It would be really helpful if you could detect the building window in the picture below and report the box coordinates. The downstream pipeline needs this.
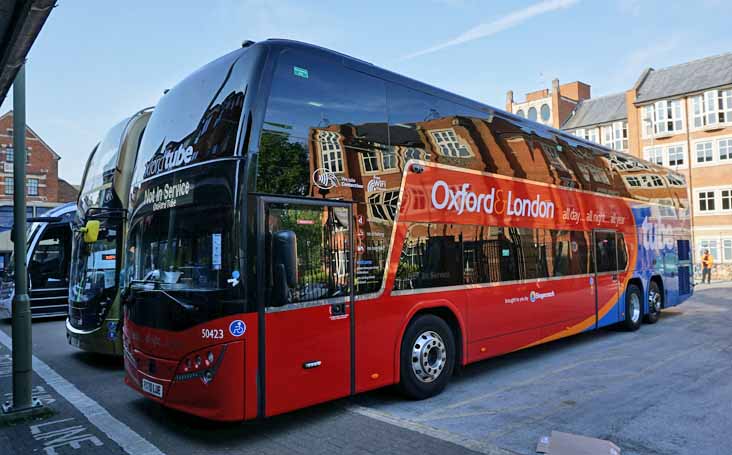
[667,145,684,167]
[430,129,471,158]
[4,177,12,195]
[516,109,525,118]
[645,147,664,165]
[719,139,732,161]
[528,107,537,122]
[698,191,716,212]
[724,239,732,262]
[540,104,550,122]
[722,189,732,211]
[695,141,714,163]
[381,148,397,170]
[692,89,732,128]
[368,190,399,222]
[361,150,379,173]
[699,239,719,262]
[625,176,641,187]
[600,122,628,151]
[5,147,12,162]
[613,121,628,150]
[27,178,38,196]
[643,100,683,136]
[318,131,343,173]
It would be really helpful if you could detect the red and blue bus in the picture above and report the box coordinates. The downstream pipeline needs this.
[122,39,693,421]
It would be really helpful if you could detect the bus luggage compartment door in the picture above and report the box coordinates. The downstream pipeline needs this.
[258,198,353,417]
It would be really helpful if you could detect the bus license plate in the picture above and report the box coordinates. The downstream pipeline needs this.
[142,378,163,398]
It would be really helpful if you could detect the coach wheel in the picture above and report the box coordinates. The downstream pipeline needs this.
[644,281,662,324]
[399,314,455,400]
[622,284,643,331]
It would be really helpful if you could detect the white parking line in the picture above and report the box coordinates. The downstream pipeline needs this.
[0,330,165,455]
[347,404,519,455]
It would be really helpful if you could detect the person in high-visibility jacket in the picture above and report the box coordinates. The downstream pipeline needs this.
[701,249,714,284]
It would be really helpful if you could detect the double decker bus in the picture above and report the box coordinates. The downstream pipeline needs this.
[0,203,76,319]
[66,109,151,355]
[123,40,693,421]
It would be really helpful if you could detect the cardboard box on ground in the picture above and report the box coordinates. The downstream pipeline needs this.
[536,431,620,455]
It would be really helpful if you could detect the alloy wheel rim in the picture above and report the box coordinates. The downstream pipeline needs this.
[630,293,641,323]
[649,290,661,314]
[411,330,447,383]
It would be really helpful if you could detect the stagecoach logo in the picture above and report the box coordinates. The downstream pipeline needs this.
[430,180,555,220]
[313,168,339,190]
[530,290,555,302]
[143,144,196,178]
[367,176,387,192]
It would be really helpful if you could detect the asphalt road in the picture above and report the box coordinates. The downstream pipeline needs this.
[2,284,731,455]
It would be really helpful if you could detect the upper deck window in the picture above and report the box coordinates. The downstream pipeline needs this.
[131,49,252,187]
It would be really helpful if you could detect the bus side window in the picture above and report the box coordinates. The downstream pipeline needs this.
[617,233,628,271]
[594,232,618,273]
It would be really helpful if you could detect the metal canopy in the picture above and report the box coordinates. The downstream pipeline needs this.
[0,0,54,104]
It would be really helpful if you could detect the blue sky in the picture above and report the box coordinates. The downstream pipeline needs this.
[2,0,730,183]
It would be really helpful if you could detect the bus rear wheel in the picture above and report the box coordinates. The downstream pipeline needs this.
[644,281,662,324]
[622,284,643,331]
[399,314,455,400]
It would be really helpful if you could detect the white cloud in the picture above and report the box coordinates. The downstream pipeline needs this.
[400,0,580,60]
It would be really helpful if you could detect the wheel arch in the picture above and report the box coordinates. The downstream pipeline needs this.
[393,300,467,383]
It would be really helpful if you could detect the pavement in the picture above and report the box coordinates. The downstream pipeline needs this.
[0,283,731,455]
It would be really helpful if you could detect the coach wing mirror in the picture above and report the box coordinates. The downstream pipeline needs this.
[80,220,100,243]
[271,230,298,306]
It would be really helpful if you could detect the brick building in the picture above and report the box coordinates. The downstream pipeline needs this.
[507,52,732,280]
[0,110,78,270]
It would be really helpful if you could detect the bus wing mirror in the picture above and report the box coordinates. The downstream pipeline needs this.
[271,230,298,307]
[81,220,100,243]
[273,230,298,287]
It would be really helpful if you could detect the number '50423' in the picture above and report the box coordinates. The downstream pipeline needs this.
[202,328,224,339]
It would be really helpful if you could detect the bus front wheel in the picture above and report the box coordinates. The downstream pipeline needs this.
[622,284,643,331]
[399,314,455,400]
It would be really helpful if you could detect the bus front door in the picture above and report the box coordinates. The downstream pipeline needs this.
[592,230,620,327]
[258,198,353,417]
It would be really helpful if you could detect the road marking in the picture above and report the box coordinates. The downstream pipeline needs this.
[0,330,165,455]
[347,404,519,455]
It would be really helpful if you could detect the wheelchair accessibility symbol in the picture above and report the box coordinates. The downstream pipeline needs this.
[229,320,246,337]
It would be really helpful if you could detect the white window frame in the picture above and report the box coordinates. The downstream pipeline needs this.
[667,145,685,168]
[695,141,714,165]
[430,129,473,158]
[690,88,732,130]
[721,189,732,212]
[4,177,12,195]
[641,99,685,138]
[691,134,732,167]
[644,147,664,166]
[697,190,716,213]
[693,186,732,215]
[719,138,732,161]
[27,178,38,196]
[698,239,720,262]
[318,130,344,173]
[724,239,732,263]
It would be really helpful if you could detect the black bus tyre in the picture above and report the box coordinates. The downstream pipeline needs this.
[644,281,662,324]
[622,284,643,331]
[399,314,455,400]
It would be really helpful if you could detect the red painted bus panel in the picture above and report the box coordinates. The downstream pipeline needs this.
[123,314,257,421]
[264,304,351,417]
